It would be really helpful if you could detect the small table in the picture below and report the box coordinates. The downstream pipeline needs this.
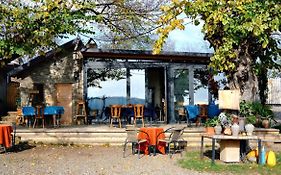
[138,127,165,155]
[200,134,262,164]
[0,125,13,149]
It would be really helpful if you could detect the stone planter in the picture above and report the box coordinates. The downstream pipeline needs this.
[214,125,222,135]
[262,119,270,128]
[231,123,240,136]
[245,123,255,136]
[239,117,245,132]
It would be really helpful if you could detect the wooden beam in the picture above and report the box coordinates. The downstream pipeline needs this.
[87,61,205,69]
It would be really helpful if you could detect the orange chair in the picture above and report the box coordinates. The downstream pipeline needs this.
[133,104,145,127]
[16,108,24,125]
[110,105,122,128]
[74,100,87,125]
[33,105,45,128]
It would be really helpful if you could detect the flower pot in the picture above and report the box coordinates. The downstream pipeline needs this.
[239,117,245,132]
[205,127,215,135]
[231,123,239,136]
[245,123,255,136]
[214,125,222,135]
[262,119,270,128]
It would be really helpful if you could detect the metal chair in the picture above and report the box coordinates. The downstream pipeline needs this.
[156,127,187,158]
[33,105,45,128]
[110,105,122,128]
[133,104,145,127]
[123,129,150,159]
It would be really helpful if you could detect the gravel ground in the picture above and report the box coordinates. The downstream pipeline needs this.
[0,144,213,175]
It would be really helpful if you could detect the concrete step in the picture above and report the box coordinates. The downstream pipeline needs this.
[15,126,281,148]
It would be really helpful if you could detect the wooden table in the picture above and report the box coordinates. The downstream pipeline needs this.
[0,124,13,149]
[200,134,262,164]
[138,127,165,155]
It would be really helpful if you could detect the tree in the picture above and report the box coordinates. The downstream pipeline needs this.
[0,0,167,67]
[154,0,281,102]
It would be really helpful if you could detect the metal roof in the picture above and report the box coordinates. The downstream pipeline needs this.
[81,48,212,64]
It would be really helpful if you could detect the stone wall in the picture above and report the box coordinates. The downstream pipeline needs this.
[18,51,84,125]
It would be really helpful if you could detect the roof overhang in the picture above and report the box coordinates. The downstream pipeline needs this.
[81,48,213,65]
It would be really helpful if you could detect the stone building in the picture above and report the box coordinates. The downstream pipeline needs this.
[8,38,85,125]
[7,38,213,125]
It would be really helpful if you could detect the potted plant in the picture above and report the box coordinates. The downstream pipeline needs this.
[244,115,256,135]
[204,117,221,135]
[251,102,274,128]
[240,101,256,135]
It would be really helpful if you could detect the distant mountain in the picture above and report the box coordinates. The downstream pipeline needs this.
[87,96,145,110]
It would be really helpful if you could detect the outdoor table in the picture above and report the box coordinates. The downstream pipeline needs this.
[0,124,13,149]
[22,106,64,127]
[44,106,64,127]
[200,134,262,164]
[138,127,165,155]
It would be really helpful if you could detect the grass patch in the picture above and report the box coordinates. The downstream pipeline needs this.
[179,151,281,175]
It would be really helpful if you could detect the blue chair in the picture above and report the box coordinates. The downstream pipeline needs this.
[185,105,199,126]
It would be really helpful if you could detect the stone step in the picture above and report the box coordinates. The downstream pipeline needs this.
[15,127,281,148]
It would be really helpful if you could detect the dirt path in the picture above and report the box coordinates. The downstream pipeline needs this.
[0,144,212,175]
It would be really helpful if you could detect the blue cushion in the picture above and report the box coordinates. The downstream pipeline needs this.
[207,104,220,118]
[185,105,199,119]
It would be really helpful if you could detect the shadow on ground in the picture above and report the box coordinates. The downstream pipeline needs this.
[0,141,36,154]
[203,149,220,160]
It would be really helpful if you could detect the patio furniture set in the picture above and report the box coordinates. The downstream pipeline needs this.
[21,105,64,128]
[123,126,187,159]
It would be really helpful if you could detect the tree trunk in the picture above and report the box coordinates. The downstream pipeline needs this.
[228,53,260,102]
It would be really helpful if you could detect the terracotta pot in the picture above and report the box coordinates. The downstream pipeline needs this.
[262,120,270,128]
[205,127,215,135]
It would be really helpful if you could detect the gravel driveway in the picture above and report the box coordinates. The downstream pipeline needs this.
[0,144,212,175]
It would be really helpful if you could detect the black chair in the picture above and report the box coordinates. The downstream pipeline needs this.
[156,127,187,158]
[123,129,150,159]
